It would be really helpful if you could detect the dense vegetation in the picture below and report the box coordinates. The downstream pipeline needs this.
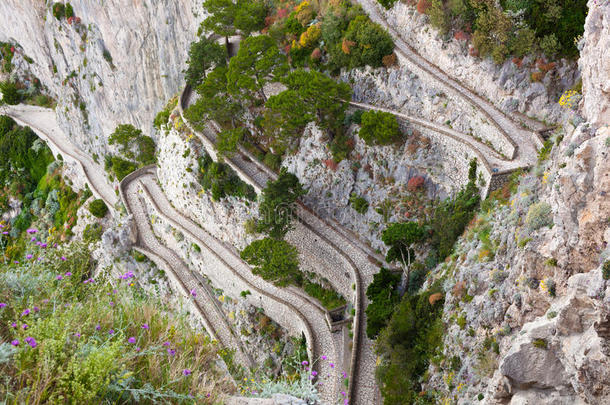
[358,110,402,146]
[197,153,256,201]
[408,0,587,61]
[185,0,394,168]
[241,170,345,310]
[0,242,233,403]
[105,124,156,181]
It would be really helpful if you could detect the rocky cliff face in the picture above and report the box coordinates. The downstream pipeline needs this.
[423,1,610,403]
[0,0,202,155]
[580,0,610,126]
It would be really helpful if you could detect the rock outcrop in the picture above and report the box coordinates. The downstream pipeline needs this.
[0,0,202,155]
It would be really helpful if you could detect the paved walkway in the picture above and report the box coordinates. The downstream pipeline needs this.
[0,105,119,209]
[354,0,543,169]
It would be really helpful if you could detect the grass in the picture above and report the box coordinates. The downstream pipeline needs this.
[0,242,234,403]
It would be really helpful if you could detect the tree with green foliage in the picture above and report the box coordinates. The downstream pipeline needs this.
[256,168,307,240]
[235,0,268,36]
[341,15,394,68]
[430,159,480,260]
[216,127,245,156]
[241,237,302,286]
[198,153,255,201]
[0,81,21,105]
[377,0,398,9]
[376,286,445,404]
[88,199,108,218]
[110,157,137,181]
[365,267,401,338]
[202,0,237,45]
[358,110,401,145]
[263,90,312,151]
[185,36,227,87]
[382,222,425,292]
[185,66,243,128]
[108,124,155,165]
[227,35,288,102]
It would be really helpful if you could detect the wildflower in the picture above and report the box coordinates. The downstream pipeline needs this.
[26,254,33,259]
[65,272,72,277]
[22,324,28,330]
[190,289,197,297]
[108,329,115,335]
[344,400,349,405]
[321,355,327,360]
[26,337,37,348]
[182,369,192,376]
[109,302,114,307]
[301,360,309,366]
[2,232,8,235]
[128,337,136,344]
[42,299,49,304]
[311,370,318,377]
[26,228,37,234]
[30,237,36,242]
[341,391,346,397]
[135,347,141,352]
[162,341,171,347]
[167,348,176,355]
[14,261,19,264]
[41,243,47,248]
[11,322,17,328]
[11,339,19,346]
[74,332,81,338]
[330,363,335,368]
[56,275,63,280]
[141,323,149,330]
[61,256,66,261]
[21,309,30,316]
[342,371,347,378]
[95,324,101,331]
[0,303,6,308]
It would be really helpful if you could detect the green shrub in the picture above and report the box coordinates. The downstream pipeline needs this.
[52,3,65,20]
[64,3,74,19]
[603,261,610,280]
[365,267,401,338]
[0,81,21,105]
[110,157,137,181]
[303,280,346,310]
[83,223,103,243]
[349,194,369,214]
[88,199,108,218]
[241,237,302,287]
[341,15,394,69]
[153,109,170,130]
[358,110,401,145]
[525,202,553,231]
[377,0,398,9]
[457,315,467,330]
[532,338,548,349]
[198,154,256,201]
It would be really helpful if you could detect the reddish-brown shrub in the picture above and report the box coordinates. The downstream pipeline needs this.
[531,71,545,82]
[429,292,443,305]
[311,48,322,60]
[417,0,431,13]
[512,57,523,68]
[468,46,479,57]
[342,39,356,55]
[539,62,556,72]
[407,176,425,192]
[323,159,338,171]
[452,281,466,298]
[382,53,397,67]
[454,30,470,41]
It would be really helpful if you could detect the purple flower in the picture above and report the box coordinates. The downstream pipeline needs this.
[11,339,19,346]
[2,231,9,235]
[21,309,30,317]
[344,400,349,405]
[41,243,47,248]
[109,302,114,307]
[42,299,49,304]
[301,360,309,366]
[14,261,19,264]
[25,337,37,348]
[341,391,346,397]
[10,322,17,328]
[61,256,66,261]
[56,275,63,280]
[74,332,81,338]
[162,341,171,347]
[95,324,101,331]
[141,323,149,330]
[342,371,347,379]
[128,337,136,344]
[30,237,36,242]
[65,272,72,277]
[182,369,192,376]
[135,347,141,352]
[330,363,335,368]
[22,324,28,330]
[26,254,33,259]
[190,289,197,297]
[0,303,6,308]
[26,228,37,234]
[108,329,115,335]
[167,348,176,356]
[311,370,318,377]
[321,355,327,360]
